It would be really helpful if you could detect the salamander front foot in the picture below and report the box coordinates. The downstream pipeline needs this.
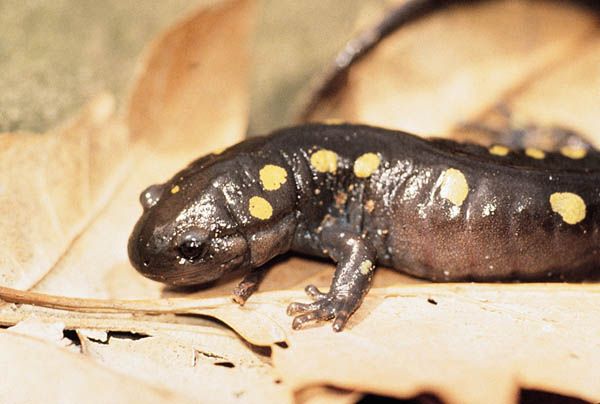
[287,284,359,332]
[232,269,265,305]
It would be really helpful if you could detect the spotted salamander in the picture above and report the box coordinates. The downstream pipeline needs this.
[129,0,600,331]
[129,123,600,331]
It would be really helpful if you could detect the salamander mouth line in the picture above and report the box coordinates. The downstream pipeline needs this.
[147,253,246,285]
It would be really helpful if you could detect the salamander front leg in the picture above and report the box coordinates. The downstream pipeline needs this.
[287,229,376,332]
[232,269,265,305]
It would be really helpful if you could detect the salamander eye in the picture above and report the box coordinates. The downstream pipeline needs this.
[178,233,208,261]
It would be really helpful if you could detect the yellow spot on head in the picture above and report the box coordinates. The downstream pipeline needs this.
[248,196,273,220]
[489,145,509,156]
[439,168,469,206]
[259,164,287,191]
[359,260,373,275]
[550,192,586,225]
[170,185,180,194]
[525,148,545,160]
[560,146,587,160]
[310,149,338,173]
[354,152,381,178]
[364,199,375,213]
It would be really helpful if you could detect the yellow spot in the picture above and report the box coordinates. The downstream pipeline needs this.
[353,152,381,178]
[212,147,225,155]
[439,168,469,206]
[324,118,344,125]
[365,199,375,213]
[170,185,180,194]
[248,196,273,220]
[489,145,509,156]
[525,148,545,160]
[550,192,586,225]
[259,164,287,191]
[310,149,338,173]
[359,260,373,275]
[560,146,587,160]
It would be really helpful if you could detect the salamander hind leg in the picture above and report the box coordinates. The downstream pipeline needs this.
[455,105,594,151]
[287,222,376,332]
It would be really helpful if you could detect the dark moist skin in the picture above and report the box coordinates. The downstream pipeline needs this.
[130,0,600,331]
[129,124,600,331]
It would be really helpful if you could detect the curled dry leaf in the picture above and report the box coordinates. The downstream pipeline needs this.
[128,0,253,155]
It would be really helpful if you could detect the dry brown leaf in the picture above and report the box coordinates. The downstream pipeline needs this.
[2,1,600,403]
[127,0,252,155]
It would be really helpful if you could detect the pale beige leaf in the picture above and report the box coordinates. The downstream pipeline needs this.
[295,386,363,404]
[265,285,600,404]
[7,316,71,348]
[0,94,128,290]
[2,282,599,403]
[0,330,192,404]
[79,334,293,403]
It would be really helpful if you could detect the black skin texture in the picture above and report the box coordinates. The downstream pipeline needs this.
[129,124,600,331]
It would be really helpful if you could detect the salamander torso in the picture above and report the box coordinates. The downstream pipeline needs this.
[129,124,600,331]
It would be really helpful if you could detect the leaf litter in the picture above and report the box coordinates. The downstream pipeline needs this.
[0,0,599,403]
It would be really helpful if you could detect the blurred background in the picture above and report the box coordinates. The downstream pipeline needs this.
[0,0,394,134]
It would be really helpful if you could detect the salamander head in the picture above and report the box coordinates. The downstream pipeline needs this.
[128,168,249,286]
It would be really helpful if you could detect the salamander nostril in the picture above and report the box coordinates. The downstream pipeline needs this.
[140,184,164,210]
